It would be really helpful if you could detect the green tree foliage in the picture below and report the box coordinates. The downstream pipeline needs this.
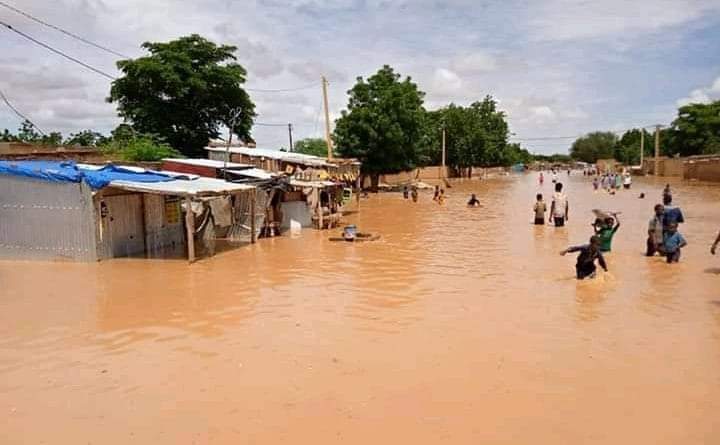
[17,119,41,142]
[419,96,514,172]
[108,34,256,157]
[532,153,572,164]
[0,129,16,142]
[294,137,330,157]
[666,101,720,156]
[614,128,652,165]
[65,130,105,146]
[570,132,618,163]
[333,65,425,188]
[100,134,181,162]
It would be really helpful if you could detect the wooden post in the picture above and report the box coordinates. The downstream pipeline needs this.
[322,76,333,160]
[185,196,195,263]
[317,187,323,230]
[654,125,661,176]
[250,191,256,244]
[441,126,446,180]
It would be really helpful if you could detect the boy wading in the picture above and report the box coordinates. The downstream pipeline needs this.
[550,182,569,227]
[561,236,608,280]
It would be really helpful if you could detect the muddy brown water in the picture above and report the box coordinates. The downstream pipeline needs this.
[1,173,719,444]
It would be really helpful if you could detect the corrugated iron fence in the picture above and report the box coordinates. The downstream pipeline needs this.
[0,176,97,261]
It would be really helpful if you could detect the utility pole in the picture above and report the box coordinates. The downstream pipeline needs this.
[654,125,661,176]
[287,123,293,152]
[441,126,446,180]
[639,129,644,169]
[322,75,333,160]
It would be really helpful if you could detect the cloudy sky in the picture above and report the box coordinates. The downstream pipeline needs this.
[1,0,719,154]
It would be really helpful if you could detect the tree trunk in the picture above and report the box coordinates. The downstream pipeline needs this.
[468,166,472,178]
[370,173,380,192]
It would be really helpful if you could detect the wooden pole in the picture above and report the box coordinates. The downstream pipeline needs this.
[287,123,293,152]
[654,125,661,176]
[322,76,333,160]
[185,197,195,263]
[250,191,256,244]
[640,129,644,169]
[317,188,323,230]
[441,126,446,180]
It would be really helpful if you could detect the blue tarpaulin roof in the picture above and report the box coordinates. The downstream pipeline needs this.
[0,161,173,190]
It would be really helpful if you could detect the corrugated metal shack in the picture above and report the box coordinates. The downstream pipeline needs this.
[204,145,361,181]
[162,158,347,234]
[0,161,255,263]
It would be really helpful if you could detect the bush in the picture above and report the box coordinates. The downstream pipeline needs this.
[101,135,182,161]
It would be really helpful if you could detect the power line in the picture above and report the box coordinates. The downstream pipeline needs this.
[0,1,130,59]
[0,88,45,135]
[0,20,117,80]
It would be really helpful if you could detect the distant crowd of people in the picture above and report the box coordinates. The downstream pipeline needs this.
[398,168,718,281]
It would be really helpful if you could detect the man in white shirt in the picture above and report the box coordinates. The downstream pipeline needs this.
[549,182,569,227]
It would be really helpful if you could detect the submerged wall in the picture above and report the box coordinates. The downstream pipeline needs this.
[684,157,720,182]
[0,176,97,261]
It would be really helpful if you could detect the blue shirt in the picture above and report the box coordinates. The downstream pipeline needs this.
[663,232,686,253]
[663,206,685,229]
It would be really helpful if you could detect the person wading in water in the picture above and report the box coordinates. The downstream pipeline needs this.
[549,182,569,227]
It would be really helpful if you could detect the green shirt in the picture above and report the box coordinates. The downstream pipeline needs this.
[598,227,617,252]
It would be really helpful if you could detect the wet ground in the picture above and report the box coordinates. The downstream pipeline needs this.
[1,173,719,444]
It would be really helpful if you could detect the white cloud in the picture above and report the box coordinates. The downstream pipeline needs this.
[711,77,720,93]
[528,0,720,41]
[451,52,497,74]
[676,76,720,106]
[432,68,463,95]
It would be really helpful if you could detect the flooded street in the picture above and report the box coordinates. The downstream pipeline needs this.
[2,173,719,444]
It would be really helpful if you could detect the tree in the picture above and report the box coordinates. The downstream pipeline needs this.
[333,65,425,189]
[65,130,105,147]
[294,138,330,157]
[16,120,41,142]
[666,101,720,156]
[40,132,63,146]
[615,128,652,165]
[418,96,512,173]
[100,133,182,161]
[1,129,17,142]
[108,34,256,157]
[570,132,618,163]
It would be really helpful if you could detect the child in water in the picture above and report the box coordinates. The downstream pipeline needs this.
[411,186,418,202]
[594,213,620,252]
[533,193,546,225]
[561,235,608,280]
[467,193,480,207]
[437,189,445,205]
[663,222,687,263]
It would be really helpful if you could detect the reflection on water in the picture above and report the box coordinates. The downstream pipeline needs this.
[1,174,720,444]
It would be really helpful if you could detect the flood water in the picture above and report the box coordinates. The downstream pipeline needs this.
[2,173,720,444]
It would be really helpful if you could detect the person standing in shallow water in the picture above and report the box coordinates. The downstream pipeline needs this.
[467,193,480,207]
[561,235,608,279]
[663,222,687,263]
[433,185,440,201]
[647,204,665,256]
[411,186,418,203]
[594,214,620,252]
[533,193,547,225]
[549,182,569,227]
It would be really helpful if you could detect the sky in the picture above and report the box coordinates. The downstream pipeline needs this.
[1,0,719,154]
